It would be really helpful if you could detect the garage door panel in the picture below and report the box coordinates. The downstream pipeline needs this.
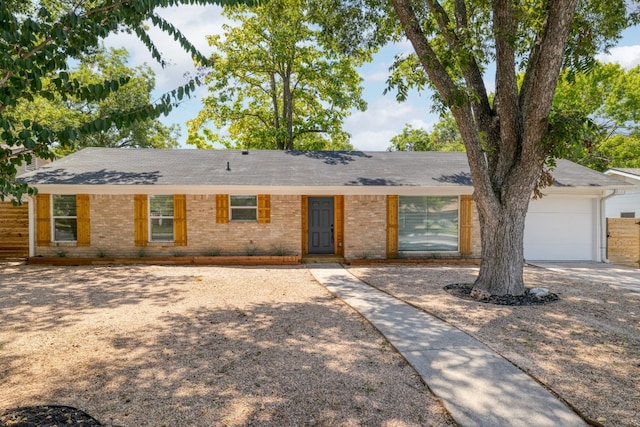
[524,198,595,261]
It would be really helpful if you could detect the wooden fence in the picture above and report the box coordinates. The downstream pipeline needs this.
[607,218,640,268]
[0,201,29,258]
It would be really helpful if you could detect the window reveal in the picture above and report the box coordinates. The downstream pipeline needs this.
[398,196,459,252]
[149,195,174,241]
[52,195,77,241]
[230,195,257,221]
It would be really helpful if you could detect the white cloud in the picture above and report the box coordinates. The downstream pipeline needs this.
[345,96,437,151]
[104,5,229,91]
[597,45,640,69]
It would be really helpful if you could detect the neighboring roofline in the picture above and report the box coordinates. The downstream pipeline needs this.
[605,169,640,182]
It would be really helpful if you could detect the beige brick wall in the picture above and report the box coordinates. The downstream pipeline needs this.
[35,194,302,257]
[344,195,387,259]
[33,192,480,259]
[186,194,301,256]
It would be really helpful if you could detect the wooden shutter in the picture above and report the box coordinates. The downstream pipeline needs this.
[174,194,187,246]
[36,193,51,246]
[216,194,229,223]
[76,194,91,246]
[334,195,344,257]
[257,194,270,223]
[134,194,148,246]
[301,196,308,256]
[386,195,398,258]
[460,195,473,256]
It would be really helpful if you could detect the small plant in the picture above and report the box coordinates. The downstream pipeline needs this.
[361,251,371,260]
[137,248,146,258]
[272,244,288,256]
[55,249,67,258]
[95,248,108,258]
[172,250,185,257]
[244,245,258,256]
[205,247,220,256]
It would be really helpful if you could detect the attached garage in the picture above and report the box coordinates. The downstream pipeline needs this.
[0,201,29,258]
[524,196,598,261]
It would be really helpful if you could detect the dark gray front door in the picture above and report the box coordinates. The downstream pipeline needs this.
[308,197,334,254]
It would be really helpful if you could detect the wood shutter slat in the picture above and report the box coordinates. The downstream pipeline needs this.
[301,196,308,256]
[174,194,187,246]
[386,195,398,258]
[134,194,148,246]
[334,195,344,257]
[216,194,229,223]
[460,195,473,256]
[36,193,51,246]
[76,194,91,246]
[257,194,270,223]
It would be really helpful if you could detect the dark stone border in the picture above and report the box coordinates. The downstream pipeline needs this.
[444,283,559,306]
[0,405,103,427]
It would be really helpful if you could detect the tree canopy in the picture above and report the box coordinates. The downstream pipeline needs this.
[388,117,464,152]
[5,47,179,158]
[322,0,637,296]
[187,0,367,150]
[400,61,640,172]
[551,61,640,170]
[1,0,242,201]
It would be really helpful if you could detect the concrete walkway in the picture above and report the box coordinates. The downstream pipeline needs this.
[308,264,587,427]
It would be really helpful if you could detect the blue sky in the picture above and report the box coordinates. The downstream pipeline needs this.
[105,4,640,152]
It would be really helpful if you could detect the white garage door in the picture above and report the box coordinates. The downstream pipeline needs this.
[524,197,596,261]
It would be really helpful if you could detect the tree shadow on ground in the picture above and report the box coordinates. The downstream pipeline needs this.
[347,264,640,427]
[0,265,455,426]
[0,265,191,334]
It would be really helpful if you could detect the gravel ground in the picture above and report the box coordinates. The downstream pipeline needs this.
[0,263,455,427]
[1,262,638,426]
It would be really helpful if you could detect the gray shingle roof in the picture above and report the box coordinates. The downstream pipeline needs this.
[18,147,625,189]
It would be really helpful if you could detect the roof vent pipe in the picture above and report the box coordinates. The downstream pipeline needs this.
[226,161,231,171]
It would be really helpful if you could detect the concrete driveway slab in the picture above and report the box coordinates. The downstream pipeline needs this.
[530,262,640,292]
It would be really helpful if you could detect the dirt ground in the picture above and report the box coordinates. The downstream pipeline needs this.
[0,263,454,427]
[1,262,639,426]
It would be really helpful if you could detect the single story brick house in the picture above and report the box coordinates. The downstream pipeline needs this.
[17,148,627,262]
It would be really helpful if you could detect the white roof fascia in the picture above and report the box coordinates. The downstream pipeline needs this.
[31,184,474,196]
[31,184,628,197]
[604,169,640,182]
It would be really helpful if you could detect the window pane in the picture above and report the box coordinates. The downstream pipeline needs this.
[53,195,76,216]
[151,218,174,241]
[54,218,77,241]
[230,195,257,207]
[399,196,458,251]
[231,208,257,221]
[150,195,174,216]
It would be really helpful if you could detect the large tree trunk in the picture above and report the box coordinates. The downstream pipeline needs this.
[391,0,579,296]
[472,192,529,297]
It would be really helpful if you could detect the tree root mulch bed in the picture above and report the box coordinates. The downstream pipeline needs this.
[0,405,104,427]
[444,283,559,305]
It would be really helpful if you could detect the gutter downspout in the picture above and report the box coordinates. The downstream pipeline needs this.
[600,189,621,263]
